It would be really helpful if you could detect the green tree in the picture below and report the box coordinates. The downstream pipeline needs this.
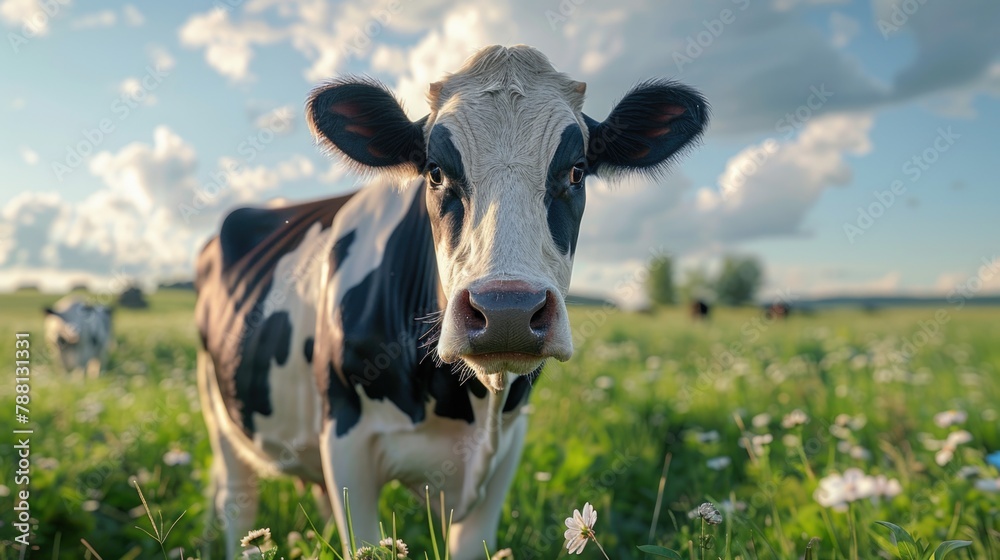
[646,254,676,306]
[715,255,763,306]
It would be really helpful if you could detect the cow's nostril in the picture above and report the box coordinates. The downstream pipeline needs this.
[461,289,488,331]
[529,291,552,332]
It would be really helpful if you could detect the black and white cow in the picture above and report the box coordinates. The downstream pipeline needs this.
[195,45,708,558]
[44,296,113,377]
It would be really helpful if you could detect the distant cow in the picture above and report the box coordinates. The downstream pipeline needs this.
[44,296,113,377]
[765,301,791,320]
[195,45,708,559]
[690,299,710,319]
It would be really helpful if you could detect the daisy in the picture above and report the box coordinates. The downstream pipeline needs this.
[706,456,731,470]
[564,503,597,554]
[781,409,808,429]
[934,409,968,428]
[694,502,723,525]
[240,527,271,548]
[379,537,409,558]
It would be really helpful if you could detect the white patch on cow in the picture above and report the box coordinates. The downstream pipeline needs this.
[248,220,333,481]
[322,177,423,300]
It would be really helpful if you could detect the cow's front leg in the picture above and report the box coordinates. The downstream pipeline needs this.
[320,421,383,556]
[448,415,527,560]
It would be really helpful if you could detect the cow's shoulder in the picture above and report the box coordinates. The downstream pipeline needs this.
[196,193,356,435]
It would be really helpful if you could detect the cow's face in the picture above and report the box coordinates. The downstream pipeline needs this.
[44,302,111,371]
[308,45,707,388]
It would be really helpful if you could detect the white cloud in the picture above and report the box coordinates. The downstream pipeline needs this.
[252,105,295,135]
[119,77,157,106]
[122,4,143,26]
[148,46,175,72]
[829,11,859,48]
[0,0,68,36]
[178,8,284,81]
[71,10,115,29]
[1,126,321,288]
[571,112,874,297]
[19,146,39,165]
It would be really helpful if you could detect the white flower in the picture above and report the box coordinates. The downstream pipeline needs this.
[706,456,731,470]
[693,502,723,525]
[975,478,1000,492]
[534,471,552,482]
[240,528,271,548]
[355,546,376,560]
[696,430,720,443]
[564,502,597,554]
[379,537,409,558]
[934,430,973,466]
[814,469,902,511]
[934,409,968,428]
[163,448,191,466]
[751,413,771,429]
[781,409,808,428]
[594,376,614,390]
[491,548,514,559]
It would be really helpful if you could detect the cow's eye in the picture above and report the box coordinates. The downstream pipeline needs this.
[428,164,444,187]
[569,164,585,186]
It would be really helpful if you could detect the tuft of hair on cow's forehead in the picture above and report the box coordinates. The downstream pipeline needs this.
[427,45,586,116]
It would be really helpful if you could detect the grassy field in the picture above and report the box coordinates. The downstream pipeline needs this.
[0,290,998,559]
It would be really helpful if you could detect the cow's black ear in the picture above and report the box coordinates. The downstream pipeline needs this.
[307,77,427,176]
[584,80,709,178]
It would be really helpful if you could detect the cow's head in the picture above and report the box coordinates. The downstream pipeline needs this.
[307,45,707,388]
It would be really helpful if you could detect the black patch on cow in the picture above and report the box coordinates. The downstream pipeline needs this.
[331,229,356,273]
[545,125,587,255]
[220,207,287,270]
[304,337,314,363]
[197,195,354,437]
[324,182,496,436]
[503,369,539,412]
[425,126,467,252]
[233,311,291,431]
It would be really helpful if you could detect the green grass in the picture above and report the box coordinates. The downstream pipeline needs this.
[0,291,997,559]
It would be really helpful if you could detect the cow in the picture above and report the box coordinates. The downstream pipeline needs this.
[690,299,711,320]
[195,45,708,558]
[44,296,113,377]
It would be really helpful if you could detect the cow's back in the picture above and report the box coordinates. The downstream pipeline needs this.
[195,194,353,474]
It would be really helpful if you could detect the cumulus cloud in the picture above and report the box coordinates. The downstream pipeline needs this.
[122,4,143,26]
[0,0,67,36]
[178,8,284,81]
[19,146,39,165]
[829,11,859,48]
[71,10,115,29]
[0,126,318,289]
[575,112,873,268]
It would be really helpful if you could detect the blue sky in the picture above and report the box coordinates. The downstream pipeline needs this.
[1,0,998,301]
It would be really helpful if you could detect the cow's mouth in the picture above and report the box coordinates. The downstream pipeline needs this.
[462,351,545,376]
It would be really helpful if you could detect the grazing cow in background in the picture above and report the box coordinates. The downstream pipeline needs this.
[195,45,708,559]
[765,301,791,320]
[44,296,113,377]
[690,299,711,320]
